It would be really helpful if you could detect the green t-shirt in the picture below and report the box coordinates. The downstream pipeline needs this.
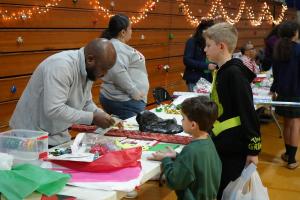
[162,137,222,200]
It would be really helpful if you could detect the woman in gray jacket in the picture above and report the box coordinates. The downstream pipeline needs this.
[100,14,149,119]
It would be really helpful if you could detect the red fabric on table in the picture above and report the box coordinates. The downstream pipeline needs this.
[50,147,142,172]
[70,124,97,132]
[105,129,192,145]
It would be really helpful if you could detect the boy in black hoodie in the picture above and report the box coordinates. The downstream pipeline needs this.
[203,22,261,199]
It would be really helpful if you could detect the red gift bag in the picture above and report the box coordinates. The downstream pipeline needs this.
[50,147,142,172]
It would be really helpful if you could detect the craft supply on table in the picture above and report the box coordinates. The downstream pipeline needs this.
[70,124,97,132]
[105,129,192,145]
[155,104,181,114]
[148,143,179,151]
[0,129,48,165]
[115,138,158,151]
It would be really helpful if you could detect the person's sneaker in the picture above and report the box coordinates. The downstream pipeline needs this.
[287,161,299,170]
[124,190,138,199]
[281,153,289,162]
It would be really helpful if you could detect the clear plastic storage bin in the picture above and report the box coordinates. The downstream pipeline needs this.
[0,129,48,164]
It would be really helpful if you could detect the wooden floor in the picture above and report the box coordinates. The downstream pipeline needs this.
[122,120,300,200]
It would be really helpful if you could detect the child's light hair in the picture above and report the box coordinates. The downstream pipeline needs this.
[203,22,238,53]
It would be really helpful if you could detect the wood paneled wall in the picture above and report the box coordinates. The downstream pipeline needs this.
[0,0,297,131]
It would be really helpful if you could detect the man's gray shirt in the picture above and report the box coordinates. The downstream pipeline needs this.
[10,48,102,146]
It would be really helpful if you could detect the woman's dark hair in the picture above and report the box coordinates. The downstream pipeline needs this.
[181,96,218,131]
[266,25,279,40]
[193,19,214,49]
[273,21,299,61]
[101,14,129,39]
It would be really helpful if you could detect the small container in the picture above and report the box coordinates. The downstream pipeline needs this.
[0,129,48,165]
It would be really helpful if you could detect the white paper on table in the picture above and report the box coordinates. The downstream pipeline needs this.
[47,153,96,162]
[71,133,86,154]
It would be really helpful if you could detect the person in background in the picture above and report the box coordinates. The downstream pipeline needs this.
[10,39,116,146]
[100,14,149,120]
[240,42,260,74]
[261,25,279,71]
[183,20,217,92]
[271,21,300,169]
[203,22,261,199]
[148,96,222,200]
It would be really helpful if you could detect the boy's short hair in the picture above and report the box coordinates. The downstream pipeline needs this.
[203,22,238,53]
[181,96,218,131]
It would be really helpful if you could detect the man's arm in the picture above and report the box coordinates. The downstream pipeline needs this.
[43,63,93,125]
[83,90,103,113]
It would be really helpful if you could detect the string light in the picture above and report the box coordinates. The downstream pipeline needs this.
[89,0,159,24]
[176,0,287,27]
[177,1,200,27]
[271,4,288,25]
[0,0,62,21]
[0,0,288,27]
[246,3,288,26]
[215,0,245,25]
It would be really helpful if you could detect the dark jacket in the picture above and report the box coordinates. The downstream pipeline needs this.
[212,58,261,156]
[183,37,211,83]
[271,42,300,97]
[262,35,279,71]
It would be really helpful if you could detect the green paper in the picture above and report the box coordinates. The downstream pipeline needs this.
[0,164,70,200]
[148,143,179,151]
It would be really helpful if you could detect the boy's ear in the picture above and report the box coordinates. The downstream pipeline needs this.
[219,42,226,50]
[191,121,198,130]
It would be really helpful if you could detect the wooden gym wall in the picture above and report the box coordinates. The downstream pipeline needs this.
[0,0,296,131]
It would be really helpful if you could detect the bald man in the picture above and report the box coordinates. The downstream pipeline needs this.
[10,38,117,146]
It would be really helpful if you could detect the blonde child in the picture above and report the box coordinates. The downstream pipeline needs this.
[203,22,261,199]
[148,96,222,200]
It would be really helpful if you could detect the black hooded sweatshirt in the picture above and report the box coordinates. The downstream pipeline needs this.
[211,58,261,156]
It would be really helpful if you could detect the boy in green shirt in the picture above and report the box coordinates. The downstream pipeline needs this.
[148,96,222,200]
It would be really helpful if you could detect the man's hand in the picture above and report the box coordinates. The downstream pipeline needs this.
[92,112,115,128]
[245,155,258,166]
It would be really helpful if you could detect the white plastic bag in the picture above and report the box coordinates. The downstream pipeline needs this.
[221,163,269,200]
[193,77,212,94]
